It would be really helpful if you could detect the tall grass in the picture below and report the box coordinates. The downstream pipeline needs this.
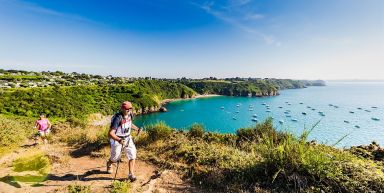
[67,184,91,193]
[145,121,174,141]
[139,120,384,192]
[188,123,205,138]
[0,114,36,155]
[110,181,131,193]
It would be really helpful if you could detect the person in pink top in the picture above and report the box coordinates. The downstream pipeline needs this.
[35,114,52,144]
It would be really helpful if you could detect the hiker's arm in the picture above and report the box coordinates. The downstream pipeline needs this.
[131,124,140,131]
[131,124,141,135]
[109,128,124,143]
[47,120,52,129]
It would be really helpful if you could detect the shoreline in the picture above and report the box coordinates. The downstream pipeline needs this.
[161,94,222,105]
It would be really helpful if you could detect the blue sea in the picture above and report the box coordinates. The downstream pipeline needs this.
[134,82,384,147]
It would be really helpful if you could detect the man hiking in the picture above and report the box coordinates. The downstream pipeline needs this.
[34,113,52,145]
[107,101,141,181]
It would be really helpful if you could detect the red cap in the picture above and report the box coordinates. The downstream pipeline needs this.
[121,101,133,110]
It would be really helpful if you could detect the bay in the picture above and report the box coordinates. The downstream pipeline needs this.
[134,82,384,147]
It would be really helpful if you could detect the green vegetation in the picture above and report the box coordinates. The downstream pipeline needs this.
[188,123,205,138]
[0,75,46,81]
[13,152,51,174]
[0,114,36,155]
[145,121,174,142]
[0,152,52,185]
[137,120,384,192]
[0,80,196,119]
[67,184,91,193]
[183,80,278,96]
[110,181,131,193]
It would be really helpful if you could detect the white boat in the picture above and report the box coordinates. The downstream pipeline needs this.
[252,118,258,122]
[235,111,240,113]
[349,111,354,114]
[220,106,225,109]
[266,110,271,112]
[372,117,380,121]
[279,120,284,124]
[344,120,349,123]
[252,114,258,117]
[291,119,298,122]
[354,125,360,128]
[278,106,283,108]
[302,112,307,115]
[232,117,237,120]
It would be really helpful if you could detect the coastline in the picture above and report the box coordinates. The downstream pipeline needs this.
[161,94,222,105]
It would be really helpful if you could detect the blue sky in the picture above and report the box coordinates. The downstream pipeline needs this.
[0,0,383,79]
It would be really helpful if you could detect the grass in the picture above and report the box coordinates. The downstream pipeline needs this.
[145,121,174,142]
[0,114,36,155]
[188,123,205,138]
[110,181,131,193]
[0,151,52,186]
[137,120,384,192]
[1,113,383,192]
[67,184,91,193]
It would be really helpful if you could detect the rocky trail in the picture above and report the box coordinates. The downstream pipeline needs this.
[0,140,200,193]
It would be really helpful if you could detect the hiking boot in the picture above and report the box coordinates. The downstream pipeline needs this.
[106,160,112,174]
[128,174,137,182]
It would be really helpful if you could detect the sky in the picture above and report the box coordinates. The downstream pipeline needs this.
[0,0,383,79]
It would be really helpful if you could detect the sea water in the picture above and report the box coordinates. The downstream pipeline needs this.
[134,82,384,147]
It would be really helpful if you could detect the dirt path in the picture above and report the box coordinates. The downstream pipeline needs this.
[0,141,200,193]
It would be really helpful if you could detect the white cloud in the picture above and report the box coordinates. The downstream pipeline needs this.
[244,13,265,20]
[193,1,281,46]
[9,0,100,25]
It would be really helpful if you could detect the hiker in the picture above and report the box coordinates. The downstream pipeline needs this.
[34,113,52,144]
[107,101,141,181]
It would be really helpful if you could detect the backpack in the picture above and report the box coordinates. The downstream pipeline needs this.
[111,111,134,134]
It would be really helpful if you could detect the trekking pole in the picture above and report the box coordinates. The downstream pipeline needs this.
[113,137,130,182]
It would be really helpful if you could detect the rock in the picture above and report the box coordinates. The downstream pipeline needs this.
[159,106,167,112]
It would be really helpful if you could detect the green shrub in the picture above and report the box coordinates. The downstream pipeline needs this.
[110,181,131,193]
[188,123,205,138]
[11,152,51,183]
[146,121,174,141]
[140,119,384,192]
[67,184,91,193]
[13,153,51,174]
[236,117,284,143]
[0,115,35,155]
